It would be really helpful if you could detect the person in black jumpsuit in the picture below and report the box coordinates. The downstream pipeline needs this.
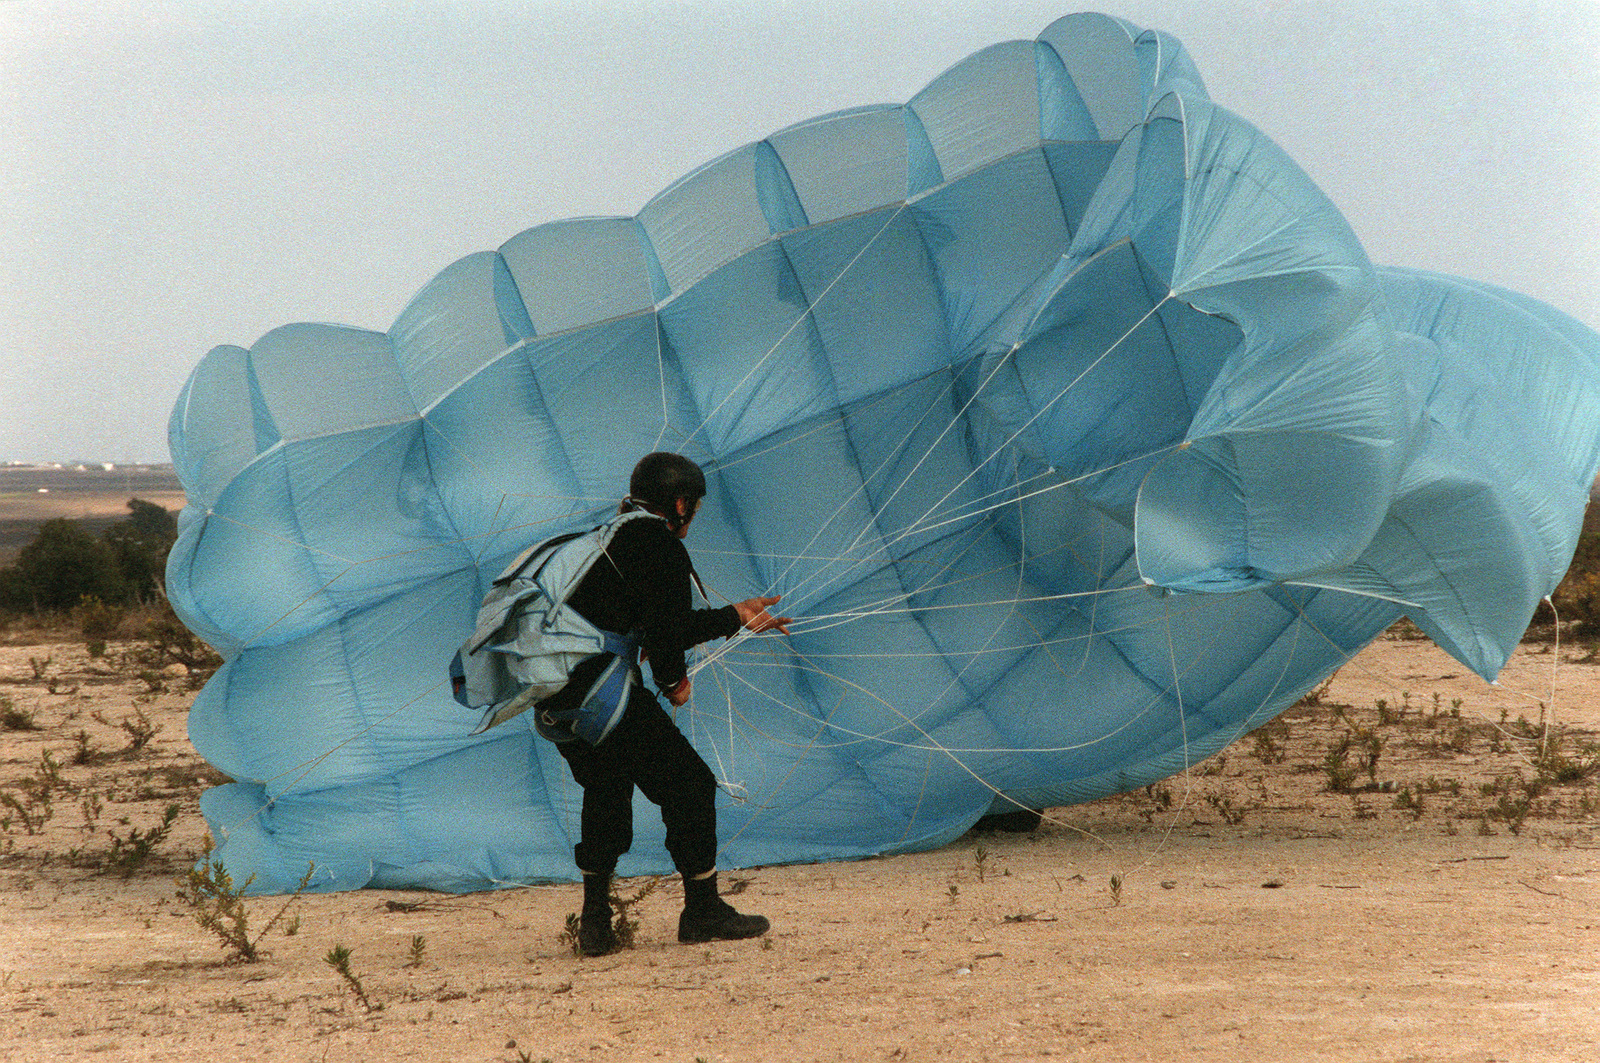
[546,452,789,957]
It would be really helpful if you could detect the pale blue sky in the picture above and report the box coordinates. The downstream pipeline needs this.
[4,0,1597,463]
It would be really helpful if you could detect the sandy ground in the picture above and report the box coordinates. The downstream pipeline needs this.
[0,630,1597,1063]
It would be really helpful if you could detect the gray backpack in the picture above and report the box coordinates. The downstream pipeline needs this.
[450,510,660,743]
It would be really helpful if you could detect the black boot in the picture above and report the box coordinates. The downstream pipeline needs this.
[678,871,770,944]
[578,871,617,957]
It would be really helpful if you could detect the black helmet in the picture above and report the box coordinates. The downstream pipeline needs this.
[627,452,706,527]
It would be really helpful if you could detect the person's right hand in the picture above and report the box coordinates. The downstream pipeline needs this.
[665,676,691,706]
[734,595,792,635]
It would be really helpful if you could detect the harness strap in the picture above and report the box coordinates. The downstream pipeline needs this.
[536,628,640,745]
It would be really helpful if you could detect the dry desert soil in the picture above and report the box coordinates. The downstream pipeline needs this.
[1,630,1597,1063]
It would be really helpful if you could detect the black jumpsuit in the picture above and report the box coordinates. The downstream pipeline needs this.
[543,513,739,878]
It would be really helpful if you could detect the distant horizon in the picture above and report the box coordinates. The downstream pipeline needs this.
[1,460,1594,504]
[2,459,175,470]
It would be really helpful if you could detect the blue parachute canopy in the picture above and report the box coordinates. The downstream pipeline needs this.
[168,12,1600,894]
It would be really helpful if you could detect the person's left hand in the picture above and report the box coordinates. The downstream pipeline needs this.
[734,595,791,635]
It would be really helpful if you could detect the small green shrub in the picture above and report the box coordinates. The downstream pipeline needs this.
[105,803,179,877]
[0,750,67,839]
[1323,738,1358,793]
[129,598,221,685]
[0,696,39,731]
[175,837,314,962]
[92,707,161,754]
[324,944,380,1012]
[77,596,123,658]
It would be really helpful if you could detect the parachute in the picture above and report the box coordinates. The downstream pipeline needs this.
[167,12,1600,894]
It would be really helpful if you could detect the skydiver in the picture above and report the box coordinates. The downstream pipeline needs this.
[543,451,790,957]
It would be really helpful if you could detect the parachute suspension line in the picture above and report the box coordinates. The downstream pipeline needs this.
[770,459,1043,620]
[690,655,900,751]
[681,202,912,452]
[756,389,964,608]
[680,659,746,801]
[703,601,1221,756]
[713,654,744,797]
[711,365,952,475]
[833,346,1021,563]
[768,435,1158,624]
[688,474,999,671]
[777,514,1008,640]
[1130,593,1319,880]
[1281,579,1421,611]
[1542,594,1560,757]
[869,439,1185,566]
[770,506,1149,644]
[718,601,1195,672]
[741,283,1185,639]
[1010,516,1117,687]
[695,504,1100,620]
[836,236,1141,562]
[749,488,1041,837]
[729,275,1190,813]
[1077,521,1114,678]
[692,621,1108,852]
[882,292,1177,567]
[770,297,1174,626]
[723,600,1179,660]
[896,743,939,847]
[650,309,674,453]
[755,350,991,612]
[694,207,1108,647]
[779,584,1147,637]
[717,241,1159,626]
[786,454,1070,616]
[784,531,1090,626]
[1288,592,1564,772]
[735,640,1109,849]
[689,612,1216,857]
[771,505,998,634]
[762,647,1174,752]
[476,494,514,568]
[1120,591,1200,881]
[779,504,1129,634]
[713,691,855,858]
[874,466,1034,777]
[671,206,978,634]
[771,435,1181,629]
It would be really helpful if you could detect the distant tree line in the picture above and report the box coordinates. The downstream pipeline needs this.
[0,498,178,613]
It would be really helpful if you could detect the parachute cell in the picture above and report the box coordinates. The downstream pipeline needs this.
[168,12,1600,893]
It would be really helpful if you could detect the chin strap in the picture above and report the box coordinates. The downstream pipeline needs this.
[620,495,692,534]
